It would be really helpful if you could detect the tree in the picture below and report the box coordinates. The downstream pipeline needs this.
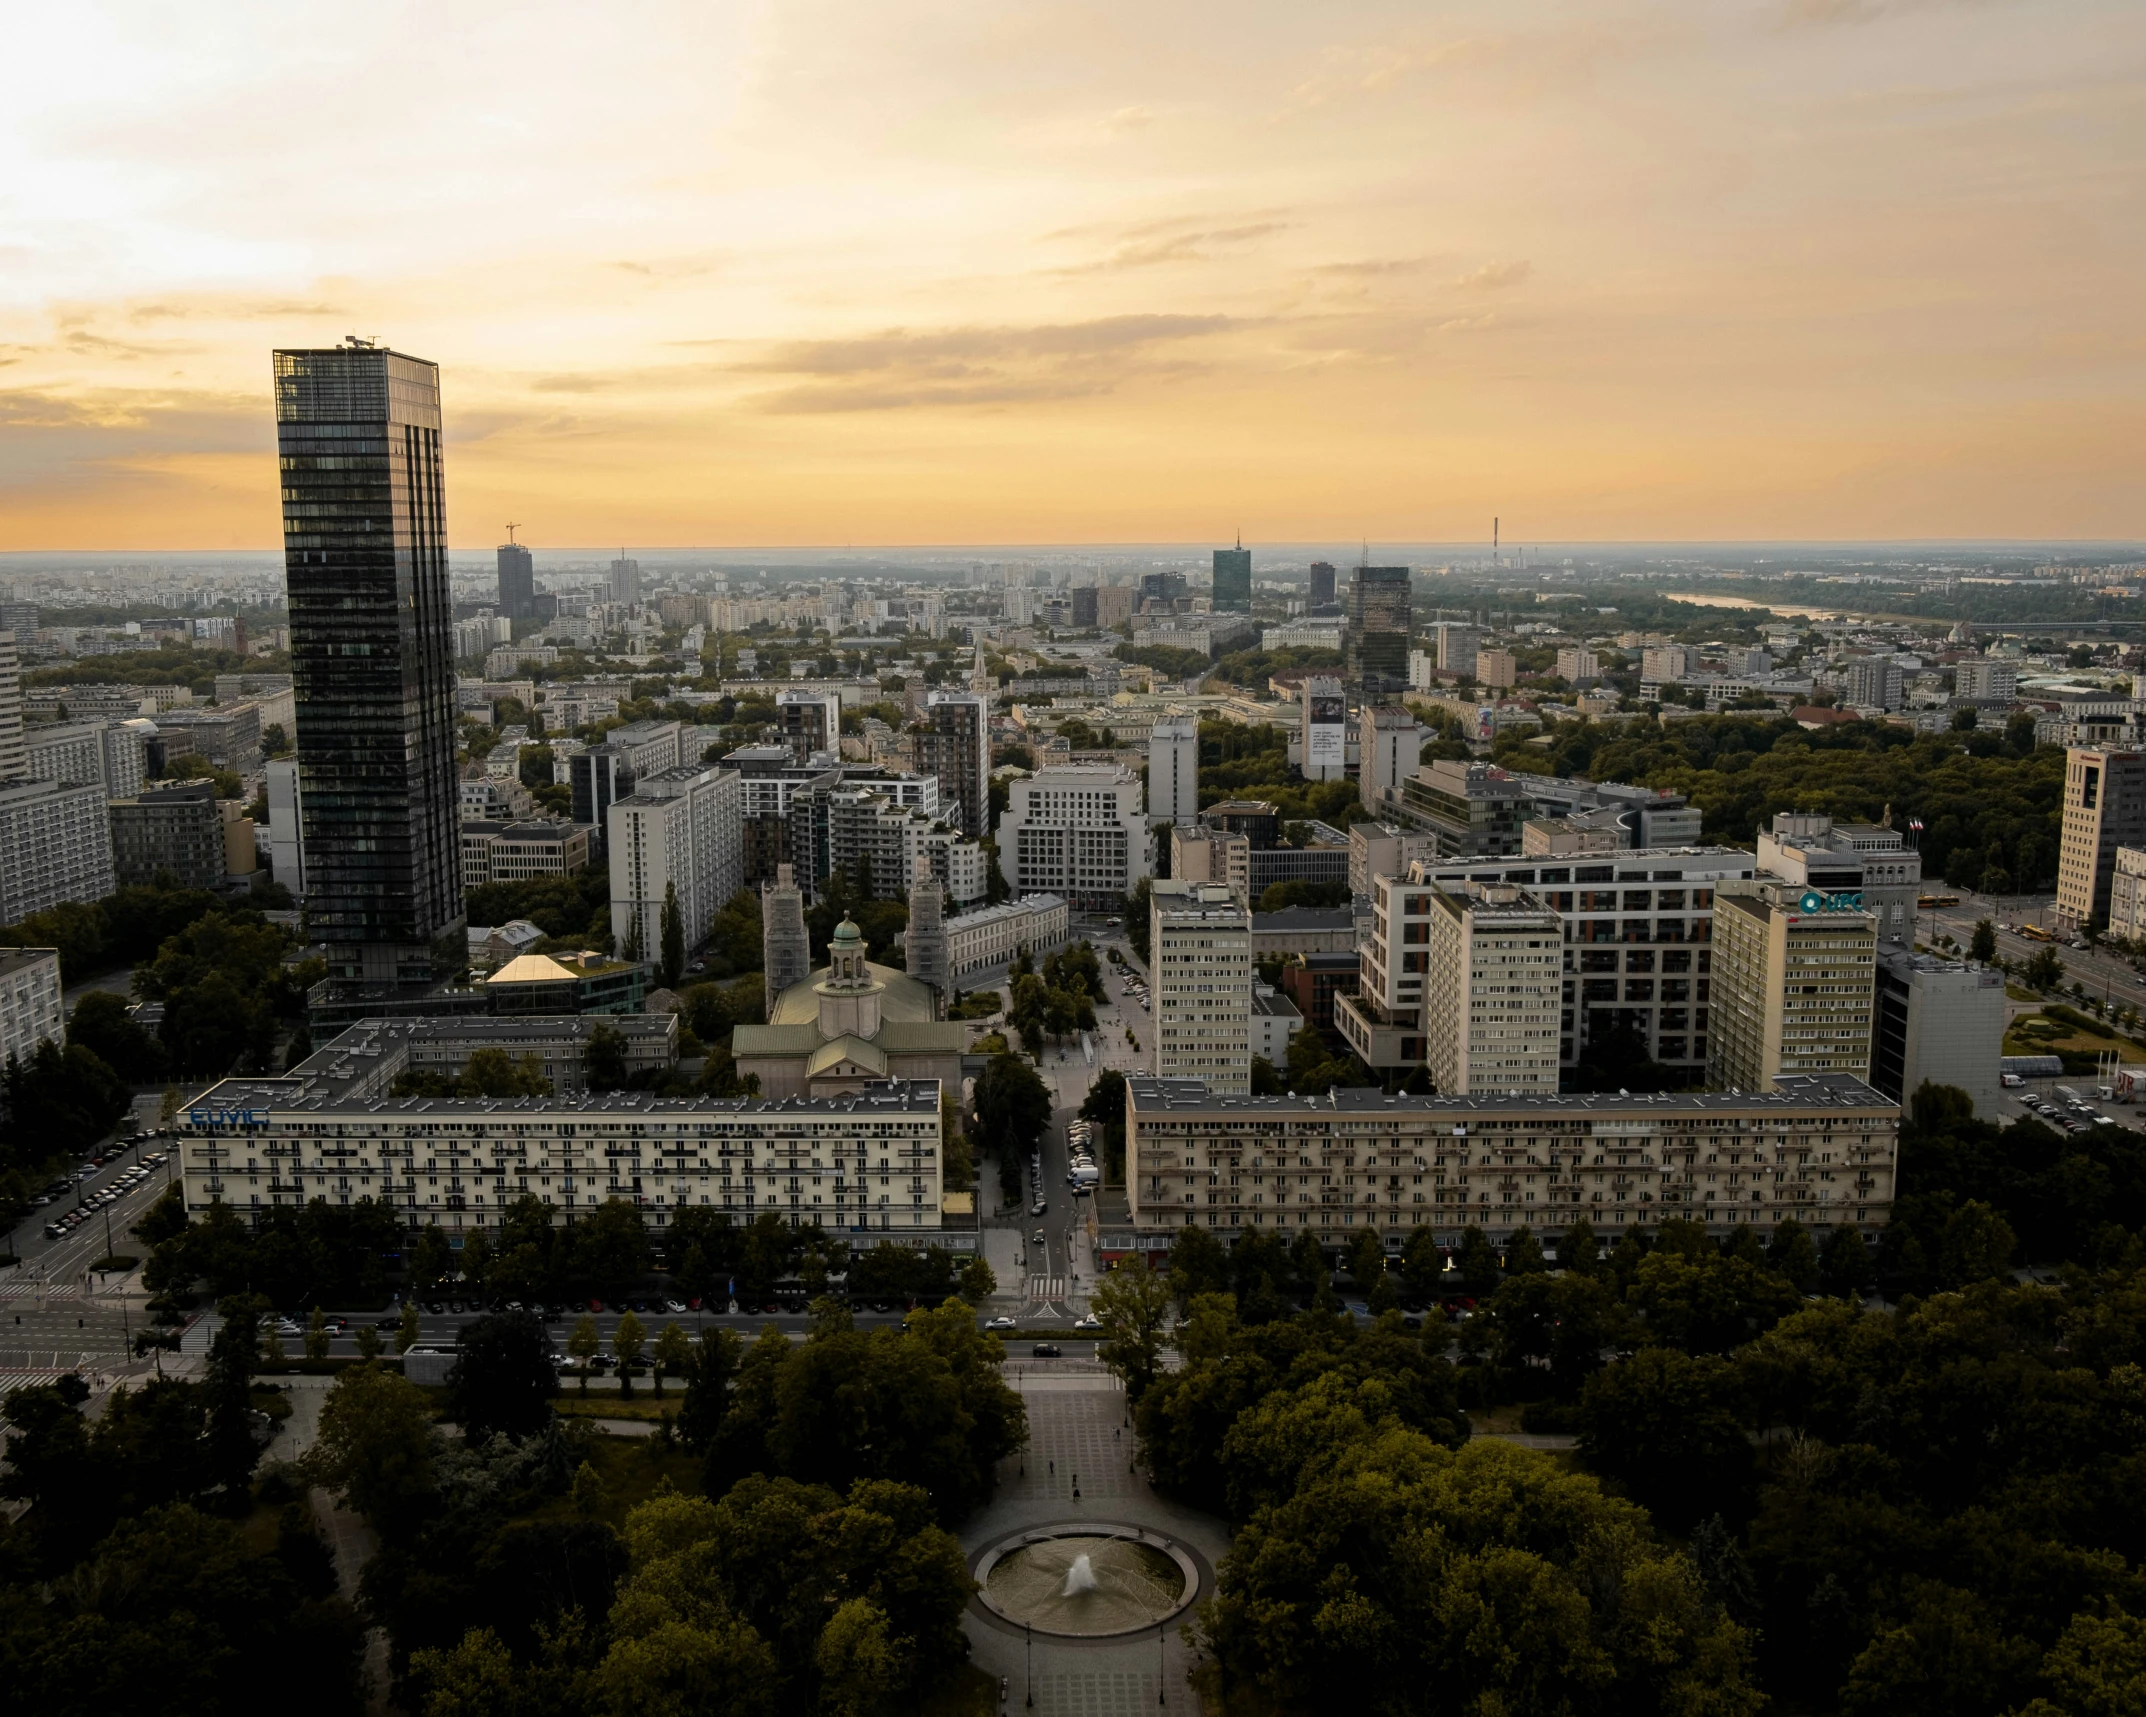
[397,1300,420,1353]
[1819,1225,1877,1299]
[445,1309,557,1440]
[1970,919,1998,962]
[614,1308,646,1396]
[1454,1225,1501,1298]
[305,1358,438,1540]
[958,1256,997,1303]
[305,1305,330,1360]
[204,1294,266,1495]
[586,1022,630,1091]
[659,880,685,991]
[567,1312,601,1392]
[1092,1259,1174,1399]
[2024,945,2065,990]
[1169,1223,1231,1309]
[651,1320,692,1397]
[1767,1218,1821,1293]
[1579,1346,1753,1529]
[1939,1199,2016,1285]
[1505,1225,1548,1276]
[817,1597,899,1717]
[410,1225,453,1294]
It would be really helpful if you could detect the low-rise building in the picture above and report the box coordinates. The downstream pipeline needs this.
[109,781,225,889]
[1250,982,1302,1067]
[1280,950,1359,1034]
[462,819,591,888]
[466,919,547,974]
[178,1069,952,1239]
[1124,1074,1898,1244]
[944,895,1071,979]
[1250,906,1358,960]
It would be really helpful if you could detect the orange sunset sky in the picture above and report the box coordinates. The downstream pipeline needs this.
[3,0,2142,550]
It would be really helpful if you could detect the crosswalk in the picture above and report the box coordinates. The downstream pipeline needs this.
[1027,1275,1068,1302]
[0,1369,68,1395]
[0,1278,79,1299]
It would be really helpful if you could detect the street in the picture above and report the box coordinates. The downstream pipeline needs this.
[1922,890,2146,1017]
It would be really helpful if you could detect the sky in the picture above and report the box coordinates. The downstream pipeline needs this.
[2,0,2142,550]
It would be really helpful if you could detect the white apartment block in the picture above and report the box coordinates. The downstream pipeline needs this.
[1148,718,1199,824]
[1124,1075,1899,1243]
[266,758,306,897]
[1556,646,1601,683]
[1954,659,2018,701]
[1150,881,1252,1096]
[0,780,114,923]
[0,630,23,786]
[1423,882,1563,1095]
[608,765,744,958]
[998,764,1151,910]
[0,947,63,1066]
[944,894,1072,978]
[177,1075,950,1237]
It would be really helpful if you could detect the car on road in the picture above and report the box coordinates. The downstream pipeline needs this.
[1031,1343,1062,1358]
[1032,1229,1045,1244]
[1073,1313,1100,1331]
[986,1315,1016,1329]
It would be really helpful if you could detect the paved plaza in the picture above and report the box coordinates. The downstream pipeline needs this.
[962,1380,1232,1717]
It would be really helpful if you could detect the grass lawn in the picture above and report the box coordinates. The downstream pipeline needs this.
[916,1664,998,1717]
[552,1394,676,1422]
[521,1429,703,1530]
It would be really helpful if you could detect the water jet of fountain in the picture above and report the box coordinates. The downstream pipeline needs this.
[1061,1553,1100,1597]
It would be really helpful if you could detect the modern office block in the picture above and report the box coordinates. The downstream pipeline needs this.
[914,692,990,842]
[2058,748,2146,929]
[1211,544,1252,613]
[1433,622,1478,677]
[497,541,535,620]
[1150,880,1253,1095]
[1759,811,1921,945]
[274,341,463,987]
[1708,880,1877,1092]
[999,764,1151,909]
[109,781,225,889]
[776,690,841,763]
[1421,882,1563,1095]
[461,819,592,888]
[1147,717,1199,824]
[1871,950,2004,1118]
[1346,565,1412,693]
[1308,561,1337,609]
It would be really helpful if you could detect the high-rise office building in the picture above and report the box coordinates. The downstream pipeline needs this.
[1212,544,1252,613]
[1347,565,1412,693]
[1708,880,1876,1091]
[914,693,990,841]
[1150,880,1252,1094]
[609,555,641,605]
[1870,949,2004,1119]
[1148,717,1199,825]
[497,541,535,620]
[273,341,463,988]
[1308,561,1337,610]
[1433,622,1478,677]
[1422,881,1563,1095]
[2058,748,2146,928]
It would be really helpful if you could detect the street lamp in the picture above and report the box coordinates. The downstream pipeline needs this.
[1159,1621,1167,1706]
[1026,1621,1034,1710]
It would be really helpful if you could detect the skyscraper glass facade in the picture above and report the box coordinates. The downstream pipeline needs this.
[497,542,534,619]
[1211,546,1252,612]
[1347,564,1412,694]
[274,342,464,987]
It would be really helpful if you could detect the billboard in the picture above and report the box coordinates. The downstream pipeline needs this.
[1307,693,1347,767]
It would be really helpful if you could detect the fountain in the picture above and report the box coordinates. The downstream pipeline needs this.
[978,1530,1193,1638]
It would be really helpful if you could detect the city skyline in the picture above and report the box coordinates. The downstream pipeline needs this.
[5,1,2144,550]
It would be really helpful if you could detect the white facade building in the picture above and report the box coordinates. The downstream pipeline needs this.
[266,758,307,897]
[944,894,1072,978]
[607,765,744,958]
[178,1072,950,1237]
[1150,880,1252,1095]
[0,780,114,922]
[998,763,1151,910]
[1423,881,1564,1095]
[0,947,63,1067]
[1147,717,1199,825]
[1251,981,1302,1067]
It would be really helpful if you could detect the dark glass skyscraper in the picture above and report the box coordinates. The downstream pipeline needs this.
[1211,544,1252,612]
[497,541,534,619]
[1347,564,1413,694]
[1308,560,1337,609]
[274,340,464,988]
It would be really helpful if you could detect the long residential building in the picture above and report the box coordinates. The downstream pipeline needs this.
[0,779,115,918]
[1422,882,1563,1095]
[1124,1074,1898,1245]
[176,1073,952,1237]
[0,947,64,1067]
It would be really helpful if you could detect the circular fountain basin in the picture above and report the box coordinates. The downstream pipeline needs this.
[975,1528,1197,1638]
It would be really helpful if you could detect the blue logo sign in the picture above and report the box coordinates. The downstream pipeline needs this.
[1797,889,1864,914]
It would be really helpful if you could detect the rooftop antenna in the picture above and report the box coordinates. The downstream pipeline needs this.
[1493,516,1500,567]
[504,521,520,544]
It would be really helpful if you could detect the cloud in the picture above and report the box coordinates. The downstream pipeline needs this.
[735,312,1241,412]
[1782,0,2008,22]
[1102,105,1154,134]
[1453,260,1533,291]
[1314,257,1431,277]
[1051,221,1290,275]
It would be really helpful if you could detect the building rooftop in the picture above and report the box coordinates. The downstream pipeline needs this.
[0,946,58,975]
[1126,1074,1894,1116]
[1250,907,1356,933]
[945,894,1067,932]
[184,1069,941,1122]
